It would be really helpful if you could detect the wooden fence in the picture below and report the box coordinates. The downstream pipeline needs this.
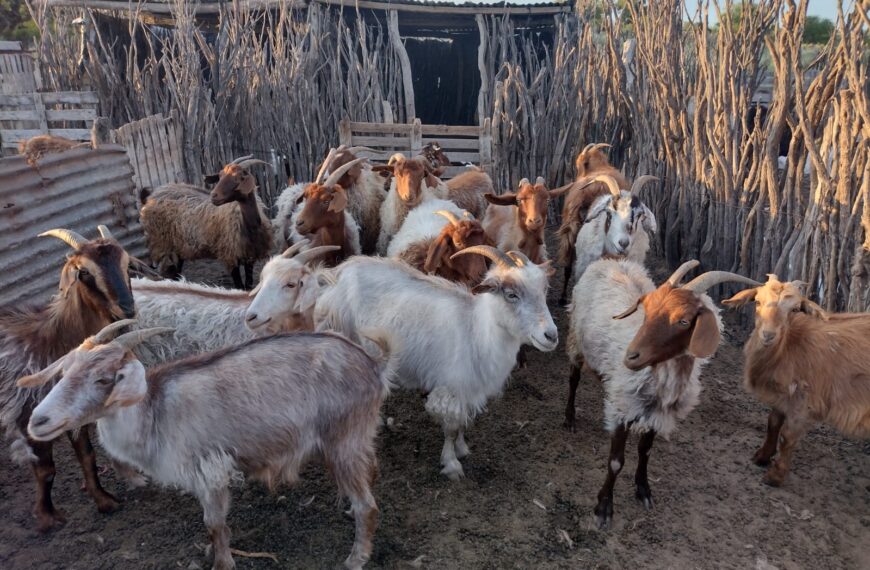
[112,111,188,200]
[0,41,38,95]
[0,91,98,152]
[339,118,493,180]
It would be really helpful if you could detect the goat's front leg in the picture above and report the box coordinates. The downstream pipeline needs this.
[243,262,255,290]
[454,429,470,460]
[200,486,234,570]
[753,409,785,467]
[439,424,463,480]
[559,257,574,306]
[27,438,66,532]
[594,423,629,529]
[763,416,808,487]
[424,388,466,479]
[563,363,582,432]
[634,429,656,510]
[229,265,244,290]
[67,425,119,513]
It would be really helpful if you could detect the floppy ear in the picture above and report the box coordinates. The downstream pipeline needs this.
[203,173,221,185]
[294,193,306,206]
[17,355,66,388]
[612,296,644,320]
[294,269,321,315]
[484,192,518,206]
[328,187,348,213]
[424,234,452,274]
[471,278,499,295]
[548,184,571,198]
[689,308,720,359]
[585,197,611,222]
[640,205,657,233]
[104,360,147,408]
[799,298,828,319]
[722,287,758,308]
[424,171,440,189]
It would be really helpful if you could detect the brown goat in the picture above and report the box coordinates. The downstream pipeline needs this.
[482,177,568,264]
[377,155,446,253]
[556,143,629,304]
[723,275,870,487]
[324,147,387,253]
[419,141,451,176]
[18,135,89,165]
[397,210,492,286]
[293,185,359,267]
[0,227,136,531]
[446,168,492,219]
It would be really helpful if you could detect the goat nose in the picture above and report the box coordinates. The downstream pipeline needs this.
[31,415,50,428]
[626,351,640,361]
[619,238,630,249]
[544,330,558,344]
[245,312,257,322]
[761,331,776,343]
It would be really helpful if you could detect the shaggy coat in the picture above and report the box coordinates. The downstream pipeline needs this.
[328,150,388,254]
[445,169,492,219]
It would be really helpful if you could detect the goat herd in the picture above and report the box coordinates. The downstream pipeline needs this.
[2,140,868,569]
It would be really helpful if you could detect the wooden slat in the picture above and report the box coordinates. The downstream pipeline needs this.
[421,137,480,149]
[0,41,23,51]
[0,110,39,120]
[1,128,91,142]
[420,124,482,136]
[348,121,412,134]
[39,91,99,105]
[441,152,481,164]
[352,135,412,147]
[45,108,98,121]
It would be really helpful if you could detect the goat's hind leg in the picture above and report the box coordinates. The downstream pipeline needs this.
[229,265,244,290]
[594,422,629,529]
[243,262,255,290]
[68,425,119,513]
[563,362,583,432]
[454,429,470,460]
[199,486,234,570]
[329,448,379,570]
[763,416,808,487]
[634,429,656,510]
[753,409,785,467]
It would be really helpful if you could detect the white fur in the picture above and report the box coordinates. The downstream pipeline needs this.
[386,199,466,259]
[272,182,306,249]
[567,259,719,437]
[376,179,448,255]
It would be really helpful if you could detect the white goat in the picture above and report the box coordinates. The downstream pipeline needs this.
[566,258,757,528]
[386,198,467,259]
[314,246,558,479]
[572,175,658,281]
[21,322,395,570]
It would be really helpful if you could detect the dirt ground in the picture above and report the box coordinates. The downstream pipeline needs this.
[1,250,868,570]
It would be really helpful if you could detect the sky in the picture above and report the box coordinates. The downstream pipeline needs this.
[683,0,842,22]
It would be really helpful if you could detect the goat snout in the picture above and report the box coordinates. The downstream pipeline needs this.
[760,330,777,345]
[31,414,50,428]
[245,312,258,322]
[618,237,630,250]
[625,350,640,362]
[544,329,558,344]
[527,217,543,230]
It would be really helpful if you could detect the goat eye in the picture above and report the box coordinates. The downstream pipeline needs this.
[78,268,90,277]
[285,282,296,289]
[679,319,690,327]
[505,291,520,303]
[96,377,113,386]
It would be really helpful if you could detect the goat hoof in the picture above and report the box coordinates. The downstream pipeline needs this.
[635,487,654,511]
[752,450,773,467]
[593,500,613,530]
[35,509,67,533]
[762,470,786,488]
[441,460,465,481]
[95,493,121,513]
[455,443,470,460]
[563,416,576,433]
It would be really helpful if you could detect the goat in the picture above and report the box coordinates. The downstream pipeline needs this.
[139,155,272,289]
[314,246,558,479]
[419,141,451,176]
[20,321,395,569]
[17,135,89,165]
[376,154,449,254]
[387,200,490,286]
[482,177,569,264]
[572,174,658,280]
[722,275,870,487]
[244,241,341,334]
[0,227,136,531]
[556,143,629,304]
[566,259,757,528]
[445,167,492,220]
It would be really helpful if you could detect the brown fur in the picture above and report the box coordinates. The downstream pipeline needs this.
[17,135,88,165]
[723,277,870,485]
[397,220,492,286]
[393,156,441,205]
[295,183,353,267]
[419,142,451,176]
[446,169,492,219]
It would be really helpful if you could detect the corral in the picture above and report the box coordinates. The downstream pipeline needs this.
[0,0,868,569]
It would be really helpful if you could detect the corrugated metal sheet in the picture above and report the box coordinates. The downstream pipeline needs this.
[0,145,146,307]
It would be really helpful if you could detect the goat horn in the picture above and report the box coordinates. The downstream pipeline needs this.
[582,142,610,154]
[582,174,622,200]
[230,155,254,165]
[451,245,516,270]
[97,224,116,241]
[294,245,342,265]
[535,176,546,186]
[518,177,530,186]
[683,271,761,294]
[630,175,659,194]
[92,319,139,344]
[434,210,461,226]
[281,239,312,259]
[324,157,366,187]
[236,158,271,170]
[666,260,701,287]
[39,228,89,250]
[112,327,175,350]
[315,148,337,184]
[346,146,377,155]
[506,250,532,268]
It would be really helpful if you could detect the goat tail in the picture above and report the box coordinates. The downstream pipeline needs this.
[556,220,579,267]
[139,187,153,203]
[358,328,399,398]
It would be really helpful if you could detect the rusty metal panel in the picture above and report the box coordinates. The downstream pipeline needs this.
[0,145,146,307]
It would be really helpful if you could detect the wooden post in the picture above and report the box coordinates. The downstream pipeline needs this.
[382,100,394,124]
[410,118,422,153]
[480,117,493,177]
[339,118,352,147]
[475,14,488,127]
[388,10,415,122]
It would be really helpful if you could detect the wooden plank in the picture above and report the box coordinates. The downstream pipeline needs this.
[33,93,48,133]
[420,124,482,136]
[139,122,161,190]
[0,91,98,106]
[0,110,39,121]
[410,118,423,152]
[45,108,98,122]
[388,10,415,122]
[381,100,394,124]
[339,119,353,147]
[479,117,493,174]
[348,121,412,134]
[1,128,91,141]
[476,15,488,126]
[154,116,174,185]
[441,152,481,164]
[0,41,23,51]
[352,135,413,147]
[421,137,480,149]
[167,111,186,182]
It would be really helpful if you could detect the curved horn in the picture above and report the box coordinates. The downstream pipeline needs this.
[535,176,546,186]
[518,177,530,186]
[451,245,516,271]
[294,245,342,265]
[666,260,701,287]
[236,158,271,170]
[345,146,377,155]
[39,228,89,250]
[281,239,312,259]
[581,143,595,154]
[315,148,337,184]
[506,250,532,268]
[97,224,116,241]
[434,210,462,226]
[112,327,175,351]
[582,174,622,199]
[324,157,366,187]
[582,142,611,154]
[683,271,761,294]
[387,153,405,166]
[92,319,139,344]
[629,175,659,195]
[230,155,254,165]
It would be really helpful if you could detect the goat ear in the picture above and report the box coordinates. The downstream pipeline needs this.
[424,234,451,274]
[722,287,757,308]
[689,309,720,359]
[17,355,66,388]
[328,187,348,213]
[424,171,440,189]
[612,296,643,319]
[484,192,518,206]
[105,360,147,408]
[799,299,828,319]
[640,205,657,233]
[471,278,499,295]
[203,173,220,185]
[585,198,610,222]
[548,184,571,198]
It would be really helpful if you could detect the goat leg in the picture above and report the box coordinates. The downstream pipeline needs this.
[200,486,234,570]
[563,364,582,432]
[763,416,808,487]
[559,259,574,306]
[594,423,629,529]
[634,429,656,510]
[28,439,66,532]
[230,265,244,290]
[454,429,470,459]
[243,262,255,291]
[753,409,785,467]
[68,425,120,513]
[330,449,379,570]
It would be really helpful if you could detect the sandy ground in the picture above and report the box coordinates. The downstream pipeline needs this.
[1,250,868,570]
